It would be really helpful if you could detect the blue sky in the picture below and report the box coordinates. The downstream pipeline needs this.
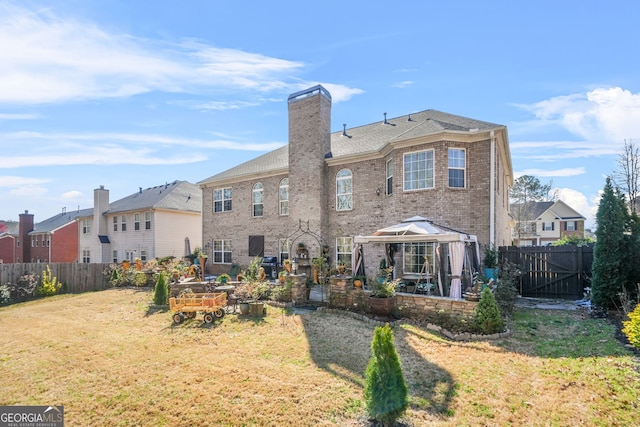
[1,0,639,229]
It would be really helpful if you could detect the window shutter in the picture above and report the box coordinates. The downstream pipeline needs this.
[552,222,555,231]
[248,235,264,257]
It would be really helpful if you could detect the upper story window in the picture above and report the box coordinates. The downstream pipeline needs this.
[386,159,394,195]
[214,188,232,213]
[113,216,118,232]
[336,169,353,211]
[542,222,555,231]
[145,212,151,230]
[134,213,141,231]
[252,183,264,217]
[448,148,466,188]
[403,150,434,191]
[82,249,90,264]
[279,178,289,216]
[121,216,127,231]
[82,219,91,234]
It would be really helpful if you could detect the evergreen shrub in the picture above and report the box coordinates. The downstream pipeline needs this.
[364,324,408,427]
[475,288,504,334]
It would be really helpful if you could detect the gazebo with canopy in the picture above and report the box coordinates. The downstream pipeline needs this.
[353,216,480,299]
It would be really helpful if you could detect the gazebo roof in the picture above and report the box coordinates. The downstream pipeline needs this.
[354,216,477,244]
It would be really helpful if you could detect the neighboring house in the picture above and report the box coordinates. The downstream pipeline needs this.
[510,200,586,246]
[77,181,202,263]
[4,181,202,264]
[29,208,92,263]
[0,220,19,263]
[199,85,513,277]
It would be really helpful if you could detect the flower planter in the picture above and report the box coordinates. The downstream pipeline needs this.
[369,296,395,320]
[249,302,266,317]
[239,301,251,315]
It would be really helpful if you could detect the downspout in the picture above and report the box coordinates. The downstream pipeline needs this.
[490,130,496,246]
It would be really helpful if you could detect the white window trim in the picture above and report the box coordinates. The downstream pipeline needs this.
[279,178,289,216]
[336,169,353,211]
[386,158,394,195]
[214,188,233,213]
[403,149,435,191]
[447,148,466,189]
[252,183,264,218]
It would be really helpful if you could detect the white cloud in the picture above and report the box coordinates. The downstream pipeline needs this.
[0,3,361,105]
[305,83,364,103]
[61,190,83,199]
[516,87,640,145]
[516,167,585,178]
[392,81,414,89]
[0,175,50,187]
[0,113,40,120]
[9,185,47,197]
[0,131,285,168]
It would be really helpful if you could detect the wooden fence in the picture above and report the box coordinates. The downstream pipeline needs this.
[500,245,593,300]
[0,263,111,294]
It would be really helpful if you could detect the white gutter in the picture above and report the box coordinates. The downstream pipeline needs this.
[490,130,495,246]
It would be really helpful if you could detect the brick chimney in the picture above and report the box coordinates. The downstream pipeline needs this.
[287,85,332,239]
[18,210,34,262]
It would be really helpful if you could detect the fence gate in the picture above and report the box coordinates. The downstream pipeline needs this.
[500,245,593,300]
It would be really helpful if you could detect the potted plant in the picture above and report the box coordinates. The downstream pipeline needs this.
[283,259,292,273]
[483,244,499,280]
[369,267,399,319]
[278,270,287,283]
[337,261,346,275]
[216,273,231,284]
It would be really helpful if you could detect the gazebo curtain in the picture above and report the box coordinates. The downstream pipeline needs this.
[448,241,465,299]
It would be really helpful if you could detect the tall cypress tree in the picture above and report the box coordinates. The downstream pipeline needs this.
[592,178,630,309]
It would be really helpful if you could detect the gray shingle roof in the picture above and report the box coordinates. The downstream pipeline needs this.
[107,180,201,214]
[510,201,555,220]
[199,109,502,184]
[32,208,93,233]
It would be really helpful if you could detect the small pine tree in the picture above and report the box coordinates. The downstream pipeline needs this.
[153,273,168,305]
[622,303,640,349]
[364,324,408,427]
[475,288,504,334]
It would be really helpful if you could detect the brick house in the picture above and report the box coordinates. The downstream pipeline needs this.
[77,181,202,263]
[0,220,19,263]
[510,200,586,246]
[4,181,202,264]
[27,208,90,263]
[199,85,513,279]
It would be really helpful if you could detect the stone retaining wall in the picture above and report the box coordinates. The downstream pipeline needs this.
[328,276,478,319]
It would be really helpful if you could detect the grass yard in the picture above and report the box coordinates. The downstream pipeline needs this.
[0,288,639,426]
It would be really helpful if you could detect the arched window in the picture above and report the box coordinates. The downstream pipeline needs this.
[336,169,353,211]
[279,178,289,216]
[252,182,263,217]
